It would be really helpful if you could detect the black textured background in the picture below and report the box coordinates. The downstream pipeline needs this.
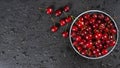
[0,0,120,68]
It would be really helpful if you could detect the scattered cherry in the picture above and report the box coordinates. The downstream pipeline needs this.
[46,7,53,15]
[55,9,62,16]
[60,19,66,26]
[62,31,68,38]
[65,16,72,23]
[50,26,58,32]
[63,5,70,12]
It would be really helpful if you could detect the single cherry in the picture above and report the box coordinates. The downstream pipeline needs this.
[65,16,72,23]
[60,19,66,26]
[50,26,58,32]
[102,49,108,55]
[63,5,70,12]
[92,13,98,19]
[98,14,104,19]
[55,9,62,16]
[75,36,82,41]
[62,31,68,38]
[46,7,53,15]
[94,32,102,39]
[71,25,78,32]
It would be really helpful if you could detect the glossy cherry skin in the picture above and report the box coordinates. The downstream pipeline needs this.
[83,13,90,19]
[50,26,58,32]
[85,34,92,40]
[92,13,98,19]
[63,5,70,12]
[60,19,66,26]
[76,20,84,29]
[46,7,53,15]
[102,33,108,40]
[71,25,78,32]
[111,28,117,34]
[98,14,104,19]
[75,36,82,42]
[84,41,93,49]
[110,40,116,46]
[81,50,87,55]
[102,49,108,55]
[104,16,110,22]
[94,32,102,39]
[79,17,84,21]
[89,18,96,24]
[73,41,78,47]
[77,46,82,52]
[99,23,105,30]
[65,16,72,23]
[62,31,68,38]
[55,9,62,16]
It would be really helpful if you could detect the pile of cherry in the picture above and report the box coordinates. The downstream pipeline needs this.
[45,5,72,38]
[71,12,117,57]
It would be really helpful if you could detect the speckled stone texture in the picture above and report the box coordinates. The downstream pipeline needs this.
[0,0,120,68]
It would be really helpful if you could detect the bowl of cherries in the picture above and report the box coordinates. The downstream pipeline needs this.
[69,10,119,59]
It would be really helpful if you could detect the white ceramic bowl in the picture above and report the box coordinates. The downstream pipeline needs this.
[69,10,119,59]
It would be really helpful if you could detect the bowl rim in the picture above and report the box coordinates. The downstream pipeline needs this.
[69,10,119,59]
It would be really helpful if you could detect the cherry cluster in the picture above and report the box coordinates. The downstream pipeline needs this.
[46,5,73,38]
[71,12,117,57]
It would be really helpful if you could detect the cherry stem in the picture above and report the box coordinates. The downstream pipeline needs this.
[50,15,56,25]
[63,11,68,17]
[38,7,45,12]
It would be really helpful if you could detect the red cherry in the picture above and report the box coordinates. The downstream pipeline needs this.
[85,34,92,40]
[102,49,108,55]
[71,31,77,38]
[73,41,78,47]
[55,9,62,16]
[77,46,82,52]
[75,36,82,41]
[72,25,78,32]
[99,23,105,30]
[86,26,92,31]
[104,16,110,22]
[85,41,93,49]
[46,7,53,15]
[62,31,68,38]
[89,18,96,24]
[96,52,102,57]
[76,20,84,29]
[79,17,84,21]
[81,30,87,36]
[83,13,90,19]
[81,50,87,55]
[84,20,89,25]
[111,28,117,34]
[63,5,70,12]
[96,44,103,49]
[92,13,98,18]
[93,23,99,29]
[104,28,109,33]
[110,40,116,46]
[95,40,101,46]
[94,32,102,39]
[60,19,66,26]
[50,26,58,32]
[102,33,108,40]
[96,20,102,24]
[65,16,72,23]
[79,39,86,45]
[98,14,104,19]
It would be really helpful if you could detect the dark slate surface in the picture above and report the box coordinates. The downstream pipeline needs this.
[0,0,120,68]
